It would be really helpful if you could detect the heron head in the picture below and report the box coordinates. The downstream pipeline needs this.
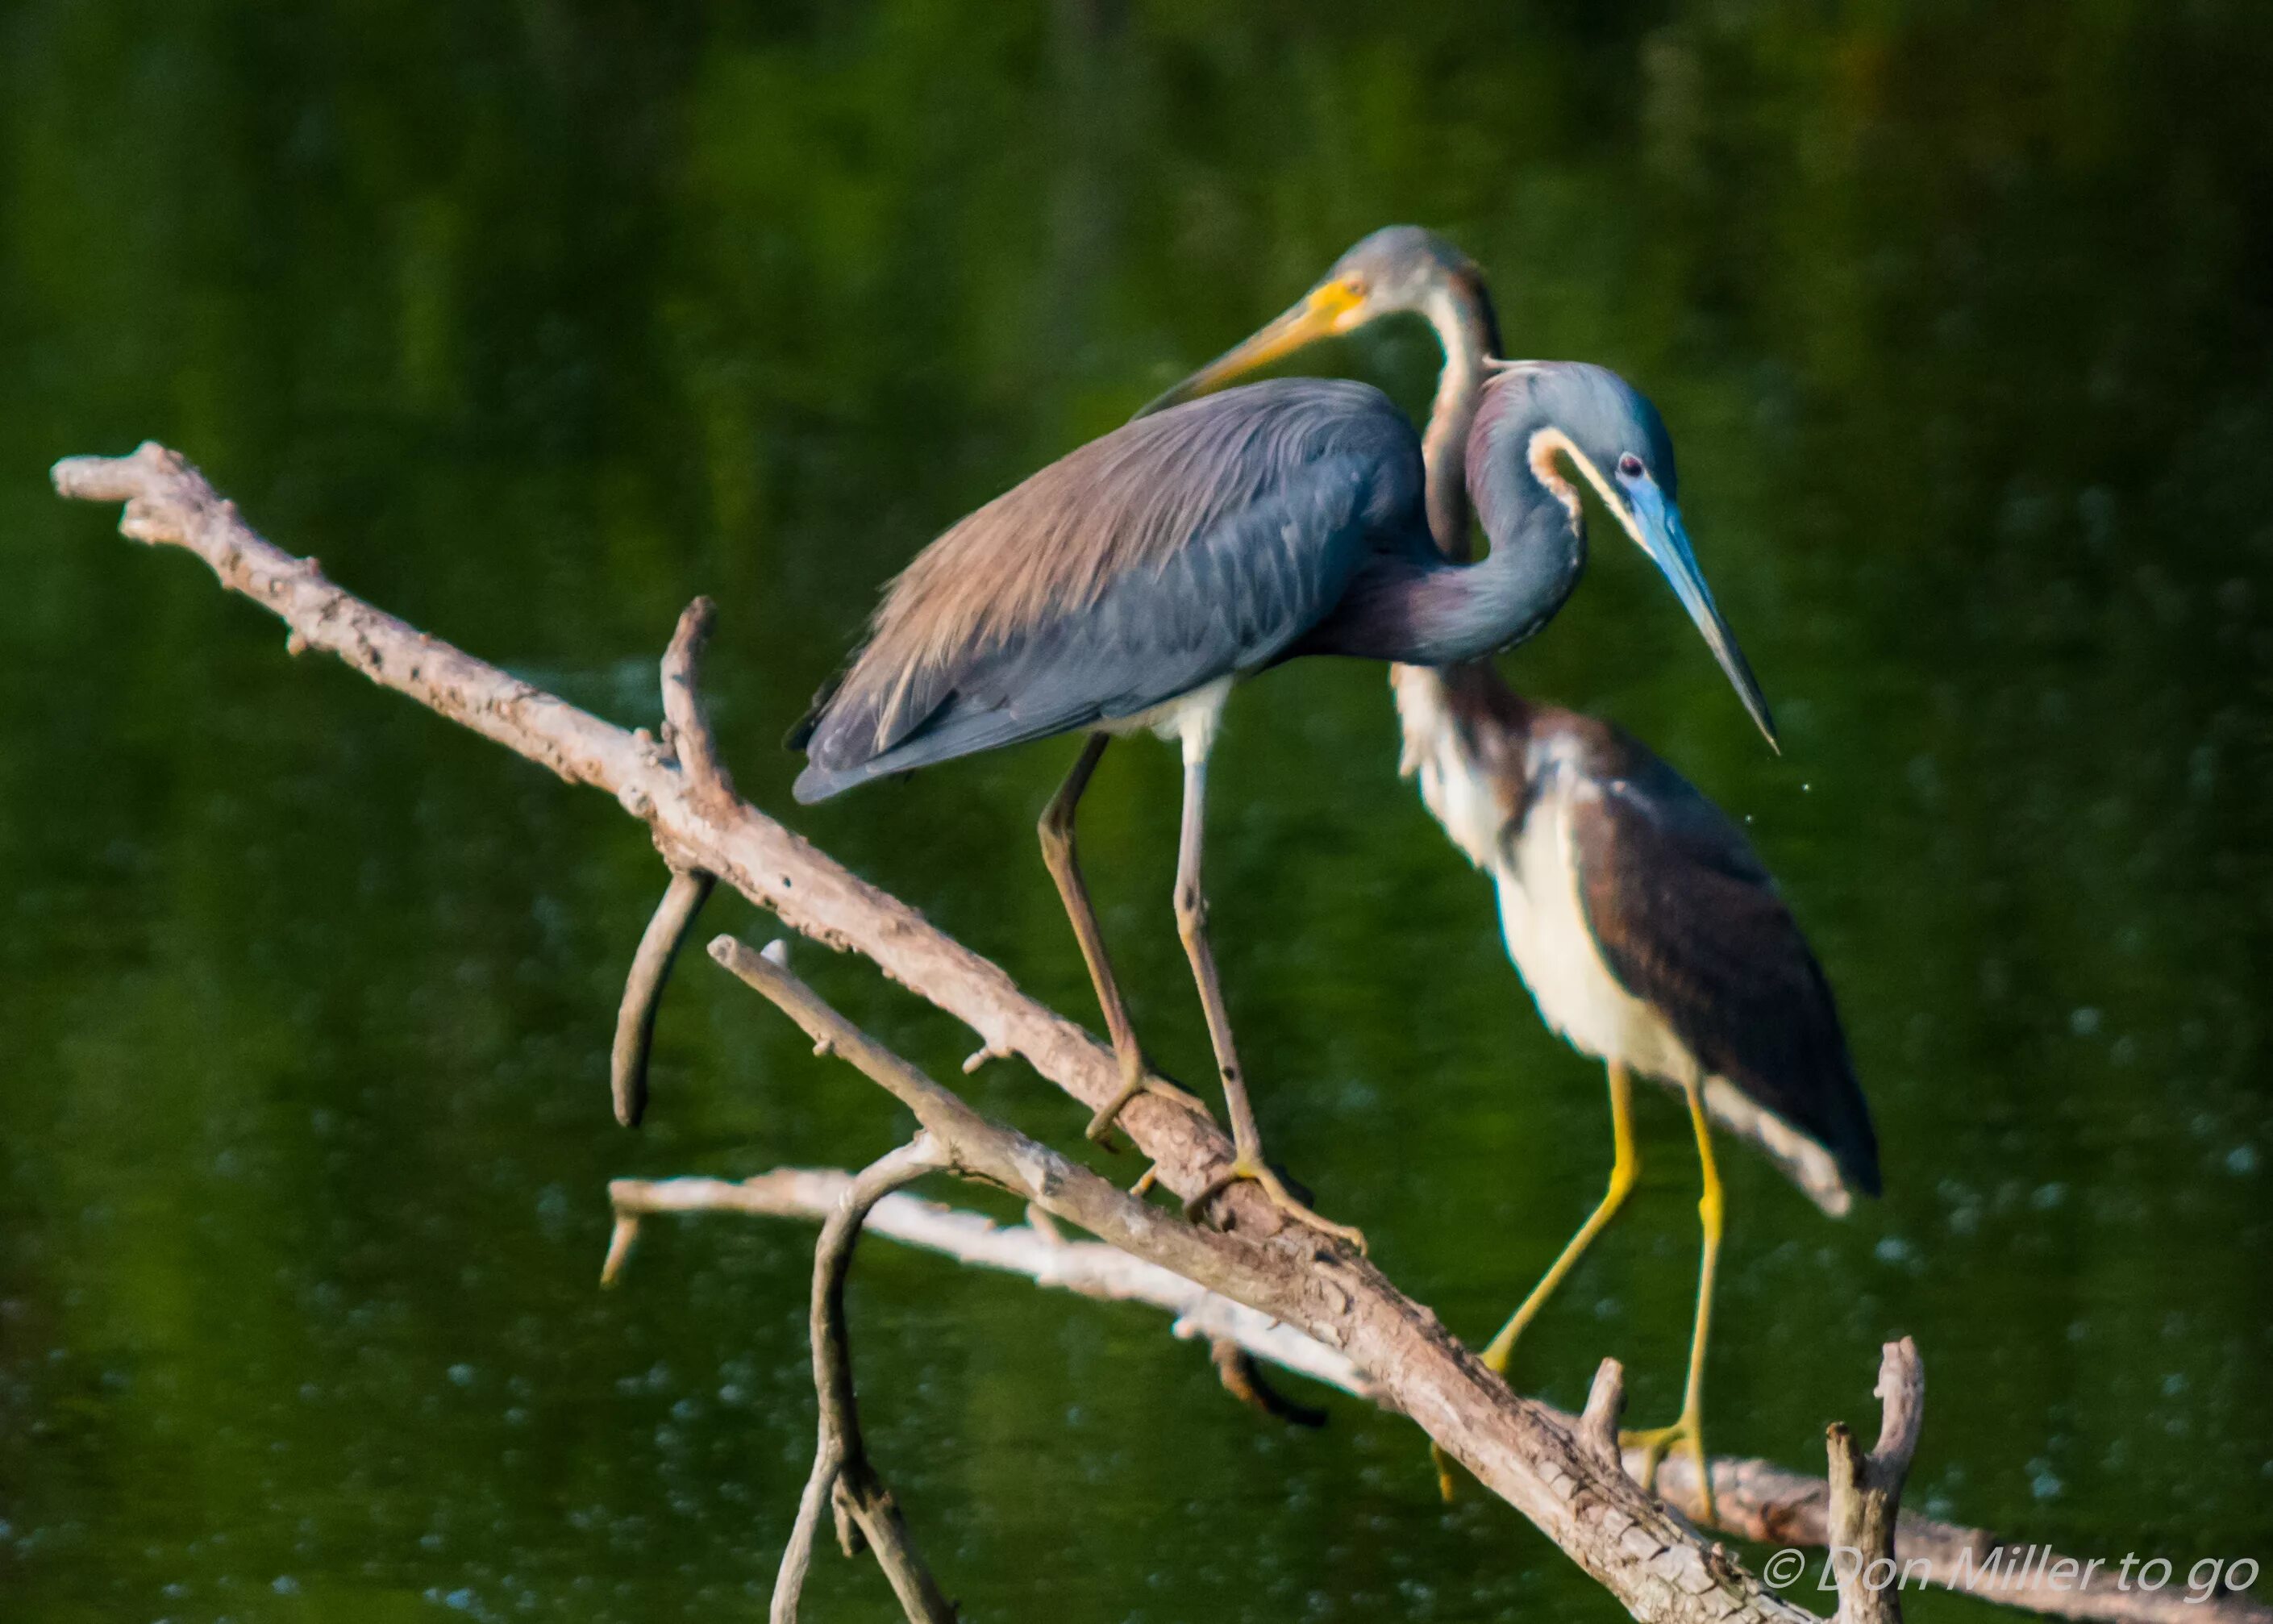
[1141,226,1487,414]
[1477,360,1779,750]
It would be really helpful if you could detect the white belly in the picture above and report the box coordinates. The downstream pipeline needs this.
[1391,667,1503,869]
[1495,791,1696,1084]
[1100,675,1234,764]
[1392,667,1699,1085]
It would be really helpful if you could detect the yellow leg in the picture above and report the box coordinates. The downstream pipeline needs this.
[1621,1073,1722,1524]
[1483,1063,1640,1374]
[1436,1064,1638,1500]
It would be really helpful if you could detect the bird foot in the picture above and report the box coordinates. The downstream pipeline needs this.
[1620,1414,1713,1522]
[1187,1156,1367,1254]
[1084,1071,1210,1147]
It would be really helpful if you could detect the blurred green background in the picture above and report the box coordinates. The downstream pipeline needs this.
[3,2,2270,1619]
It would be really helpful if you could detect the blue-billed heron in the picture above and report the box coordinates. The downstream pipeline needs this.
[1146,226,1879,1509]
[792,303,1770,1255]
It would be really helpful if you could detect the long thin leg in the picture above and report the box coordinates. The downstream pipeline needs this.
[1483,1062,1640,1373]
[1434,1063,1640,1500]
[1038,735,1183,1143]
[1622,1073,1722,1522]
[1174,750,1366,1251]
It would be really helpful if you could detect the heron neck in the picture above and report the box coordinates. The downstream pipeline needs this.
[1400,473,1584,664]
[1303,454,1581,668]
[1419,277,1501,561]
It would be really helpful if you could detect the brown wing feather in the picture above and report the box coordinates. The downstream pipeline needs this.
[1565,722,1881,1197]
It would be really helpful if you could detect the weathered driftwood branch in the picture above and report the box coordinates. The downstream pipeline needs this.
[608,1167,1376,1396]
[709,933,1308,1310]
[54,443,1807,1624]
[611,1168,2273,1624]
[776,1135,957,1624]
[1825,1339,1924,1624]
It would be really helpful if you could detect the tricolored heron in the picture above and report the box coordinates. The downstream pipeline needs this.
[792,352,1772,1251]
[1147,226,1879,1509]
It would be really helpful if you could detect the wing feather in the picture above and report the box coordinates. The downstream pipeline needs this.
[1567,735,1881,1197]
[795,379,1425,799]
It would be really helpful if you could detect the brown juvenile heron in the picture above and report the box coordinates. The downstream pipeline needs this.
[1147,226,1879,1509]
[792,352,1772,1249]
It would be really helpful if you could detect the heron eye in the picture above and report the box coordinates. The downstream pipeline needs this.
[1617,453,1645,478]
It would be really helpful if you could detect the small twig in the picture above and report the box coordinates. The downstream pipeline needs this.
[1651,1447,2269,1624]
[776,1136,957,1624]
[1023,1203,1066,1244]
[1209,1337,1329,1428]
[1823,1340,1924,1624]
[610,868,715,1126]
[661,597,737,814]
[599,1214,641,1286]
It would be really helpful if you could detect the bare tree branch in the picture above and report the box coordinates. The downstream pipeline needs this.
[776,1135,957,1624]
[53,443,2262,1624]
[607,1168,1374,1394]
[697,929,1801,1617]
[614,1170,2273,1624]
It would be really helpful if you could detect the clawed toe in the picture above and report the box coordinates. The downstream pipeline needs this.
[1086,1072,1212,1147]
[1619,1418,1713,1520]
[1186,1157,1367,1253]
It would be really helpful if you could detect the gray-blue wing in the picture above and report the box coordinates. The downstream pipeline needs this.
[1567,736,1882,1198]
[794,380,1426,801]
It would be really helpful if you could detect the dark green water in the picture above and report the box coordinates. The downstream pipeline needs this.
[4,4,2271,1620]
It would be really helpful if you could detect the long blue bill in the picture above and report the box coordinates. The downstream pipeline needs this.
[1620,474,1780,751]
